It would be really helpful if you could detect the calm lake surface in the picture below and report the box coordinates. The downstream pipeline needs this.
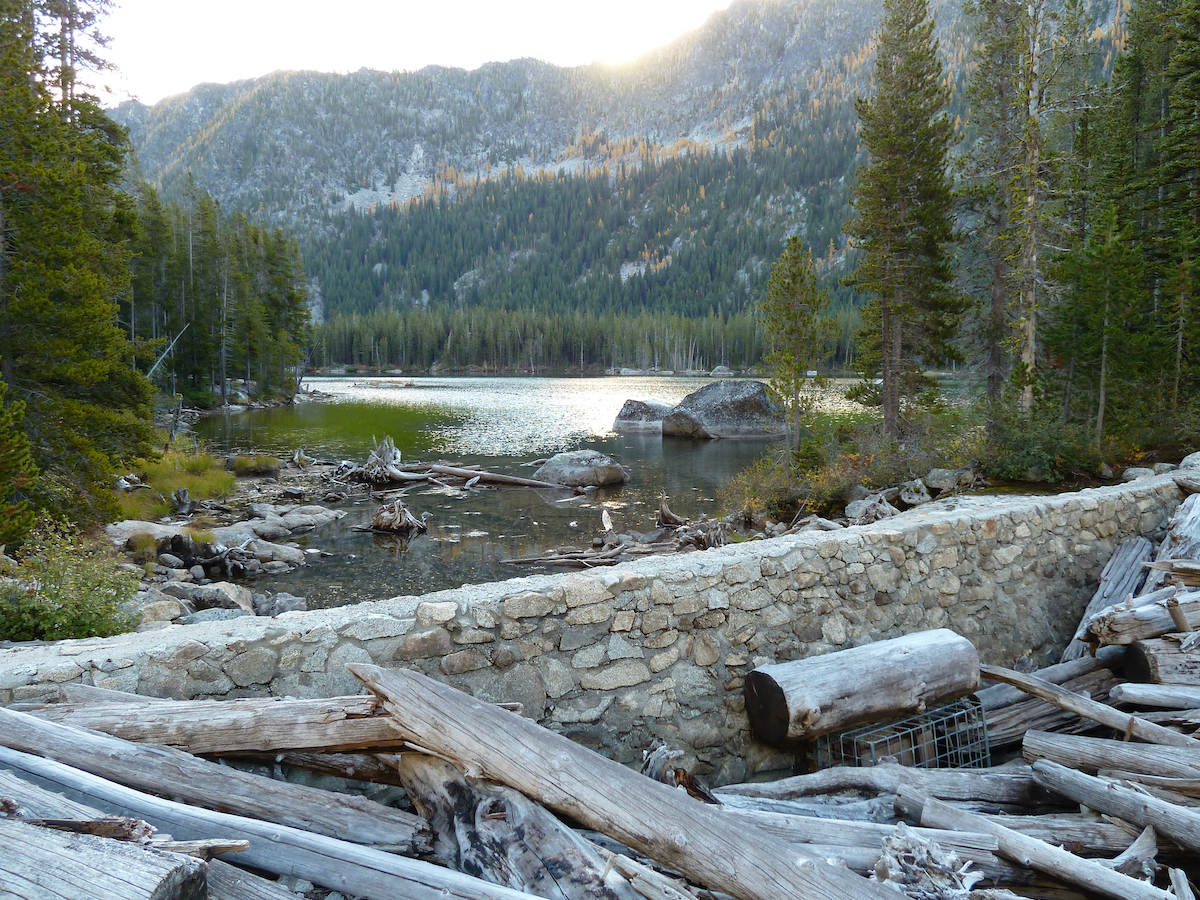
[195,376,784,607]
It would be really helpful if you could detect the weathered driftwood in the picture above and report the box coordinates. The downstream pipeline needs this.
[977,646,1127,712]
[218,750,409,787]
[502,545,625,568]
[1096,826,1158,878]
[657,492,686,527]
[716,758,1046,807]
[397,753,641,900]
[745,629,979,745]
[429,464,577,491]
[0,747,543,900]
[1171,868,1198,900]
[984,667,1121,748]
[0,770,287,900]
[894,788,1150,856]
[0,705,428,851]
[1084,589,1200,646]
[1096,770,1200,799]
[1031,759,1200,854]
[369,498,429,534]
[916,794,1174,900]
[1142,493,1200,595]
[0,817,208,900]
[1022,730,1200,779]
[1127,638,1200,685]
[348,663,899,900]
[1061,538,1153,662]
[29,694,406,754]
[55,683,170,705]
[979,663,1200,747]
[713,790,898,822]
[1109,682,1200,709]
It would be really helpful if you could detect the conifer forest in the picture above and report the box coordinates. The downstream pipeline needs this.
[1,0,1199,530]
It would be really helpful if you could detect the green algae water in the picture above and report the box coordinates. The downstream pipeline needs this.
[194,376,782,607]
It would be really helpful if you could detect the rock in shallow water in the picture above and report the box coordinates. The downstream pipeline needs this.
[612,398,674,433]
[661,380,784,439]
[533,450,629,486]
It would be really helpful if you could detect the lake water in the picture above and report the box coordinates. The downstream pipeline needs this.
[195,376,784,606]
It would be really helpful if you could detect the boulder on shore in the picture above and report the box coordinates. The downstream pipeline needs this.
[612,399,675,433]
[533,450,629,486]
[661,380,784,439]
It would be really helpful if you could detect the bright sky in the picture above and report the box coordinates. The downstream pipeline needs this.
[99,1,737,106]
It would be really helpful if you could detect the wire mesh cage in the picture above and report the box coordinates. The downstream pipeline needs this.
[812,696,990,770]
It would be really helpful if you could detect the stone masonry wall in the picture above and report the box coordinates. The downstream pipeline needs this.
[0,477,1182,782]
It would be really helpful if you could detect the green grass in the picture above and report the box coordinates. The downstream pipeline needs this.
[115,449,237,521]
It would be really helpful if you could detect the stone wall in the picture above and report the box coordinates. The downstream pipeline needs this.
[0,477,1182,782]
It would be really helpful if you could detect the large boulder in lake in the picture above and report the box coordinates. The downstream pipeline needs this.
[662,380,785,439]
[534,450,629,486]
[613,399,674,433]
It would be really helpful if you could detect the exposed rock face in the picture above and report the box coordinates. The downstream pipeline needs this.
[612,399,675,433]
[533,450,629,486]
[661,380,784,439]
[709,365,734,377]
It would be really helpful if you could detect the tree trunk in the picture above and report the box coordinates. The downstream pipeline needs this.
[1084,589,1200,646]
[1128,638,1200,684]
[980,664,1200,747]
[1142,493,1200,595]
[1061,538,1152,662]
[1022,730,1200,779]
[0,818,207,900]
[1109,682,1200,708]
[0,746,539,900]
[745,629,979,744]
[0,705,428,852]
[348,664,898,900]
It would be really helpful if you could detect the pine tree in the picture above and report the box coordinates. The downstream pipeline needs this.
[760,236,833,450]
[843,0,960,439]
[0,372,36,547]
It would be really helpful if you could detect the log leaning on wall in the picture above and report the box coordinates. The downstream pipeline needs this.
[743,629,980,745]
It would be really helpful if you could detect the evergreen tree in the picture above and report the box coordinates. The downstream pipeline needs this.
[843,0,960,438]
[0,372,36,547]
[760,235,833,450]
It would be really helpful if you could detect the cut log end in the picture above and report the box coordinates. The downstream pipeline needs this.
[744,670,791,745]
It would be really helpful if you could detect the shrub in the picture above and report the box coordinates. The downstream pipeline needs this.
[982,404,1103,482]
[0,516,137,641]
[115,450,237,520]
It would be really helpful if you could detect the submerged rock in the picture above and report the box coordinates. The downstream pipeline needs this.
[661,380,784,439]
[533,450,629,486]
[613,399,675,433]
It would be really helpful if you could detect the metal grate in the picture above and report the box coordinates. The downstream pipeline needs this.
[813,696,990,770]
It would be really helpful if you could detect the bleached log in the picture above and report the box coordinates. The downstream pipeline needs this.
[979,664,1200,747]
[984,667,1121,748]
[1096,770,1200,799]
[397,753,641,900]
[0,769,295,900]
[1031,759,1200,854]
[977,646,1126,712]
[1127,638,1200,685]
[0,747,542,900]
[1062,538,1153,662]
[745,629,979,744]
[0,817,207,900]
[1085,589,1200,646]
[219,750,408,787]
[28,694,406,754]
[1142,493,1200,595]
[0,705,428,852]
[916,795,1174,900]
[429,464,576,491]
[348,664,899,900]
[1022,730,1200,779]
[716,758,1046,807]
[1109,682,1200,709]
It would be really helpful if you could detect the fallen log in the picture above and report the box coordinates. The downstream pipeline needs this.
[979,664,1200,747]
[348,663,899,900]
[1109,682,1200,709]
[1031,759,1200,854]
[915,794,1174,900]
[1022,730,1200,779]
[1061,538,1153,662]
[978,646,1126,712]
[217,750,409,787]
[716,758,1046,807]
[0,817,207,900]
[1084,589,1200,646]
[396,753,641,900]
[28,694,406,754]
[0,705,428,852]
[983,667,1122,748]
[429,464,578,492]
[1096,770,1200,799]
[0,747,543,900]
[745,629,979,745]
[1142,493,1200,595]
[1128,638,1200,685]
